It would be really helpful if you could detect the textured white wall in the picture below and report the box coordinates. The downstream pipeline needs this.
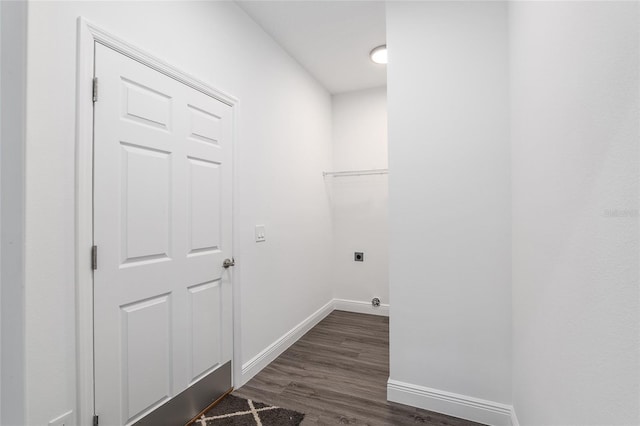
[387,0,511,408]
[510,2,640,425]
[0,2,27,424]
[25,2,333,425]
[330,87,388,305]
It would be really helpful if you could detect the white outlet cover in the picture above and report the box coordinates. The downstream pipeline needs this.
[255,225,266,242]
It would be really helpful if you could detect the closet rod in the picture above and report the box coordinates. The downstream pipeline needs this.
[322,168,389,178]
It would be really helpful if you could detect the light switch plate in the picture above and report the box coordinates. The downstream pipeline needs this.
[255,225,266,242]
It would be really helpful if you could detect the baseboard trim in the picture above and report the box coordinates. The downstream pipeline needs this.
[333,298,389,317]
[238,300,517,426]
[240,298,389,385]
[387,379,512,426]
[240,300,334,385]
[48,410,74,426]
[510,407,520,426]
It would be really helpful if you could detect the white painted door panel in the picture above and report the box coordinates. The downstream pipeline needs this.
[93,43,233,426]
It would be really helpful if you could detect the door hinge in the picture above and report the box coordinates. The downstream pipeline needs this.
[91,245,98,270]
[92,77,98,102]
[93,415,99,426]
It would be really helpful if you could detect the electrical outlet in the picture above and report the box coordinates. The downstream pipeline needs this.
[354,252,364,262]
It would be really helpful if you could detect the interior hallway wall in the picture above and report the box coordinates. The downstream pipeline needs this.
[0,1,27,424]
[330,87,388,308]
[510,2,640,424]
[24,2,333,425]
[386,2,511,423]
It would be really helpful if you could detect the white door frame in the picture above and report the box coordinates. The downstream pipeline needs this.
[75,18,242,425]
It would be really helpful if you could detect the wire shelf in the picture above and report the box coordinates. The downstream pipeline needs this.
[322,168,389,178]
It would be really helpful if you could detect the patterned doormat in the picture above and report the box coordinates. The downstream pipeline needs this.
[196,394,305,425]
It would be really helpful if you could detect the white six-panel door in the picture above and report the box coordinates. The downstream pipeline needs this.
[93,43,233,425]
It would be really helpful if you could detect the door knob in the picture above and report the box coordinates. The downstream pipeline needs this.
[223,258,235,268]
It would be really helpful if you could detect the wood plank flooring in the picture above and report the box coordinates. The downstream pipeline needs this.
[234,310,484,426]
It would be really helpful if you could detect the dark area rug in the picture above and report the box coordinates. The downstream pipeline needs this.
[197,394,305,425]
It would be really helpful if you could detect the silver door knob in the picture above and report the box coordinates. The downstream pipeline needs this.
[223,258,235,268]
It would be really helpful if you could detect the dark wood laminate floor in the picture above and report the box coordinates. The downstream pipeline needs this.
[234,310,484,426]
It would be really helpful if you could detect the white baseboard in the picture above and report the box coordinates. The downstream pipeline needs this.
[240,298,388,386]
[239,300,518,426]
[387,379,513,426]
[240,299,334,385]
[48,410,74,426]
[510,407,520,426]
[333,298,389,316]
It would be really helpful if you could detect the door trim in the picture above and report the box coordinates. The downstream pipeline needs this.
[75,18,241,425]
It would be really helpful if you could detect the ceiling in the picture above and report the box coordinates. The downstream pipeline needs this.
[236,1,387,94]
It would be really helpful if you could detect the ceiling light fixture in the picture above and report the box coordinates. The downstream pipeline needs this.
[370,45,387,64]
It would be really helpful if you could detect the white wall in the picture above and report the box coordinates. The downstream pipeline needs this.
[25,2,333,425]
[510,2,640,425]
[386,1,511,423]
[330,87,388,307]
[1,1,27,424]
